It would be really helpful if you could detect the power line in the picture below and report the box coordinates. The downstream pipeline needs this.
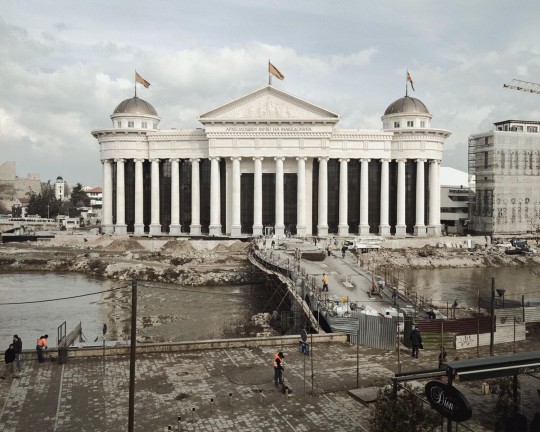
[0,286,126,305]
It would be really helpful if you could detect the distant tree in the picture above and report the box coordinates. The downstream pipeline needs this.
[69,183,90,207]
[27,181,64,218]
[0,200,9,215]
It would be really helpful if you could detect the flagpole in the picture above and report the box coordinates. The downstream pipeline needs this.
[134,70,137,98]
[268,60,272,86]
[405,72,408,97]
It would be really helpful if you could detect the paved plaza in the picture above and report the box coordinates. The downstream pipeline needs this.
[0,338,539,431]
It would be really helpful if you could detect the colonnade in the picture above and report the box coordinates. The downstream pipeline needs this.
[101,156,441,237]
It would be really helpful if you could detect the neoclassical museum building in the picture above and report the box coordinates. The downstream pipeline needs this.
[92,85,450,237]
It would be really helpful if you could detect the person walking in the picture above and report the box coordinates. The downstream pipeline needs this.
[13,335,22,373]
[273,351,285,387]
[1,344,18,379]
[438,346,448,369]
[322,273,329,292]
[410,325,422,359]
[392,289,399,307]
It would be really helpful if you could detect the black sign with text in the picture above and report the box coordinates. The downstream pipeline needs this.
[425,381,472,422]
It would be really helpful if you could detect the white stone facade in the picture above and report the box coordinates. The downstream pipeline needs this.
[92,86,450,237]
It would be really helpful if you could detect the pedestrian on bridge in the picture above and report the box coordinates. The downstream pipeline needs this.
[410,326,422,359]
[322,273,329,292]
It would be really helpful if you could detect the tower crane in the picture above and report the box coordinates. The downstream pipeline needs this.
[503,79,540,94]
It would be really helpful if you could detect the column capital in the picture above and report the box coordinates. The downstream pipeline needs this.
[133,158,145,163]
[189,158,201,163]
[415,158,427,163]
[230,156,242,161]
[296,157,307,162]
[318,156,329,162]
[274,156,285,162]
[169,158,180,163]
[114,158,125,163]
[150,158,160,163]
[339,158,350,163]
[360,158,371,163]
[253,156,264,161]
[101,159,112,165]
[209,156,221,161]
[430,159,441,165]
[380,158,392,163]
[396,158,407,163]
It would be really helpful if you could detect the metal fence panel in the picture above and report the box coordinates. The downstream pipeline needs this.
[341,313,396,351]
[524,306,540,323]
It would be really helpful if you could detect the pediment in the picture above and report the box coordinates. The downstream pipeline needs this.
[199,86,339,124]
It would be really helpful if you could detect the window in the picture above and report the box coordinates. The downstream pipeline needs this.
[527,126,538,133]
[141,122,147,129]
[407,120,414,127]
[117,121,122,128]
[128,121,134,128]
[394,121,400,128]
[420,120,425,128]
[484,152,488,168]
[153,123,158,129]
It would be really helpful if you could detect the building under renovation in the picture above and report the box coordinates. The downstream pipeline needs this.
[469,120,540,235]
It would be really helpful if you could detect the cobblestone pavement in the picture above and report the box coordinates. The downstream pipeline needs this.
[0,339,539,431]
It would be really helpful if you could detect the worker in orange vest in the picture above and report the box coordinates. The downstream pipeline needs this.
[36,334,48,363]
[273,351,284,387]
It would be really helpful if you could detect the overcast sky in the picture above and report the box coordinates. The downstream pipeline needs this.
[2,0,540,187]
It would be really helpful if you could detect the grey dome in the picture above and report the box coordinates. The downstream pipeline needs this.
[384,96,429,115]
[113,97,158,116]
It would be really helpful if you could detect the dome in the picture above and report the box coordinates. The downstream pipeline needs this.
[113,97,158,116]
[384,96,429,116]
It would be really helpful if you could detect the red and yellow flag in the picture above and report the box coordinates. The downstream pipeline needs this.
[135,71,150,88]
[268,62,285,80]
[406,69,415,91]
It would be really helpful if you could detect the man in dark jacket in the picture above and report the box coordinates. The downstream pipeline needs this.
[1,344,18,379]
[410,325,422,359]
[13,335,22,372]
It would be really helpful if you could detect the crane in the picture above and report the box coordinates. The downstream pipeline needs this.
[503,79,540,94]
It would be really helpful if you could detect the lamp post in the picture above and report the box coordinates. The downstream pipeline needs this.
[47,204,50,220]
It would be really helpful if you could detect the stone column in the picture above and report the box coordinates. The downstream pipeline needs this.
[101,159,114,234]
[395,159,407,238]
[275,157,285,237]
[169,158,181,235]
[133,159,145,235]
[359,158,371,235]
[209,157,222,236]
[296,157,307,236]
[253,157,263,236]
[379,159,391,236]
[414,159,426,236]
[190,158,202,235]
[149,158,161,235]
[230,157,242,237]
[427,159,442,236]
[338,158,349,235]
[114,158,127,234]
[317,157,329,236]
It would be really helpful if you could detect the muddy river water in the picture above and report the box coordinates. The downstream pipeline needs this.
[2,265,540,348]
[0,273,268,348]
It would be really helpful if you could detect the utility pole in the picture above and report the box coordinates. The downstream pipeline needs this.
[128,280,137,432]
[490,277,495,356]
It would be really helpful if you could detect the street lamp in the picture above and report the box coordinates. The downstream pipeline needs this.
[496,289,506,308]
[47,204,50,220]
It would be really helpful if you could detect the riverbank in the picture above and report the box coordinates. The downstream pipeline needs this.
[0,236,264,286]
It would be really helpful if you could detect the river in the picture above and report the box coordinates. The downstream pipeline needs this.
[403,265,540,309]
[0,273,269,348]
